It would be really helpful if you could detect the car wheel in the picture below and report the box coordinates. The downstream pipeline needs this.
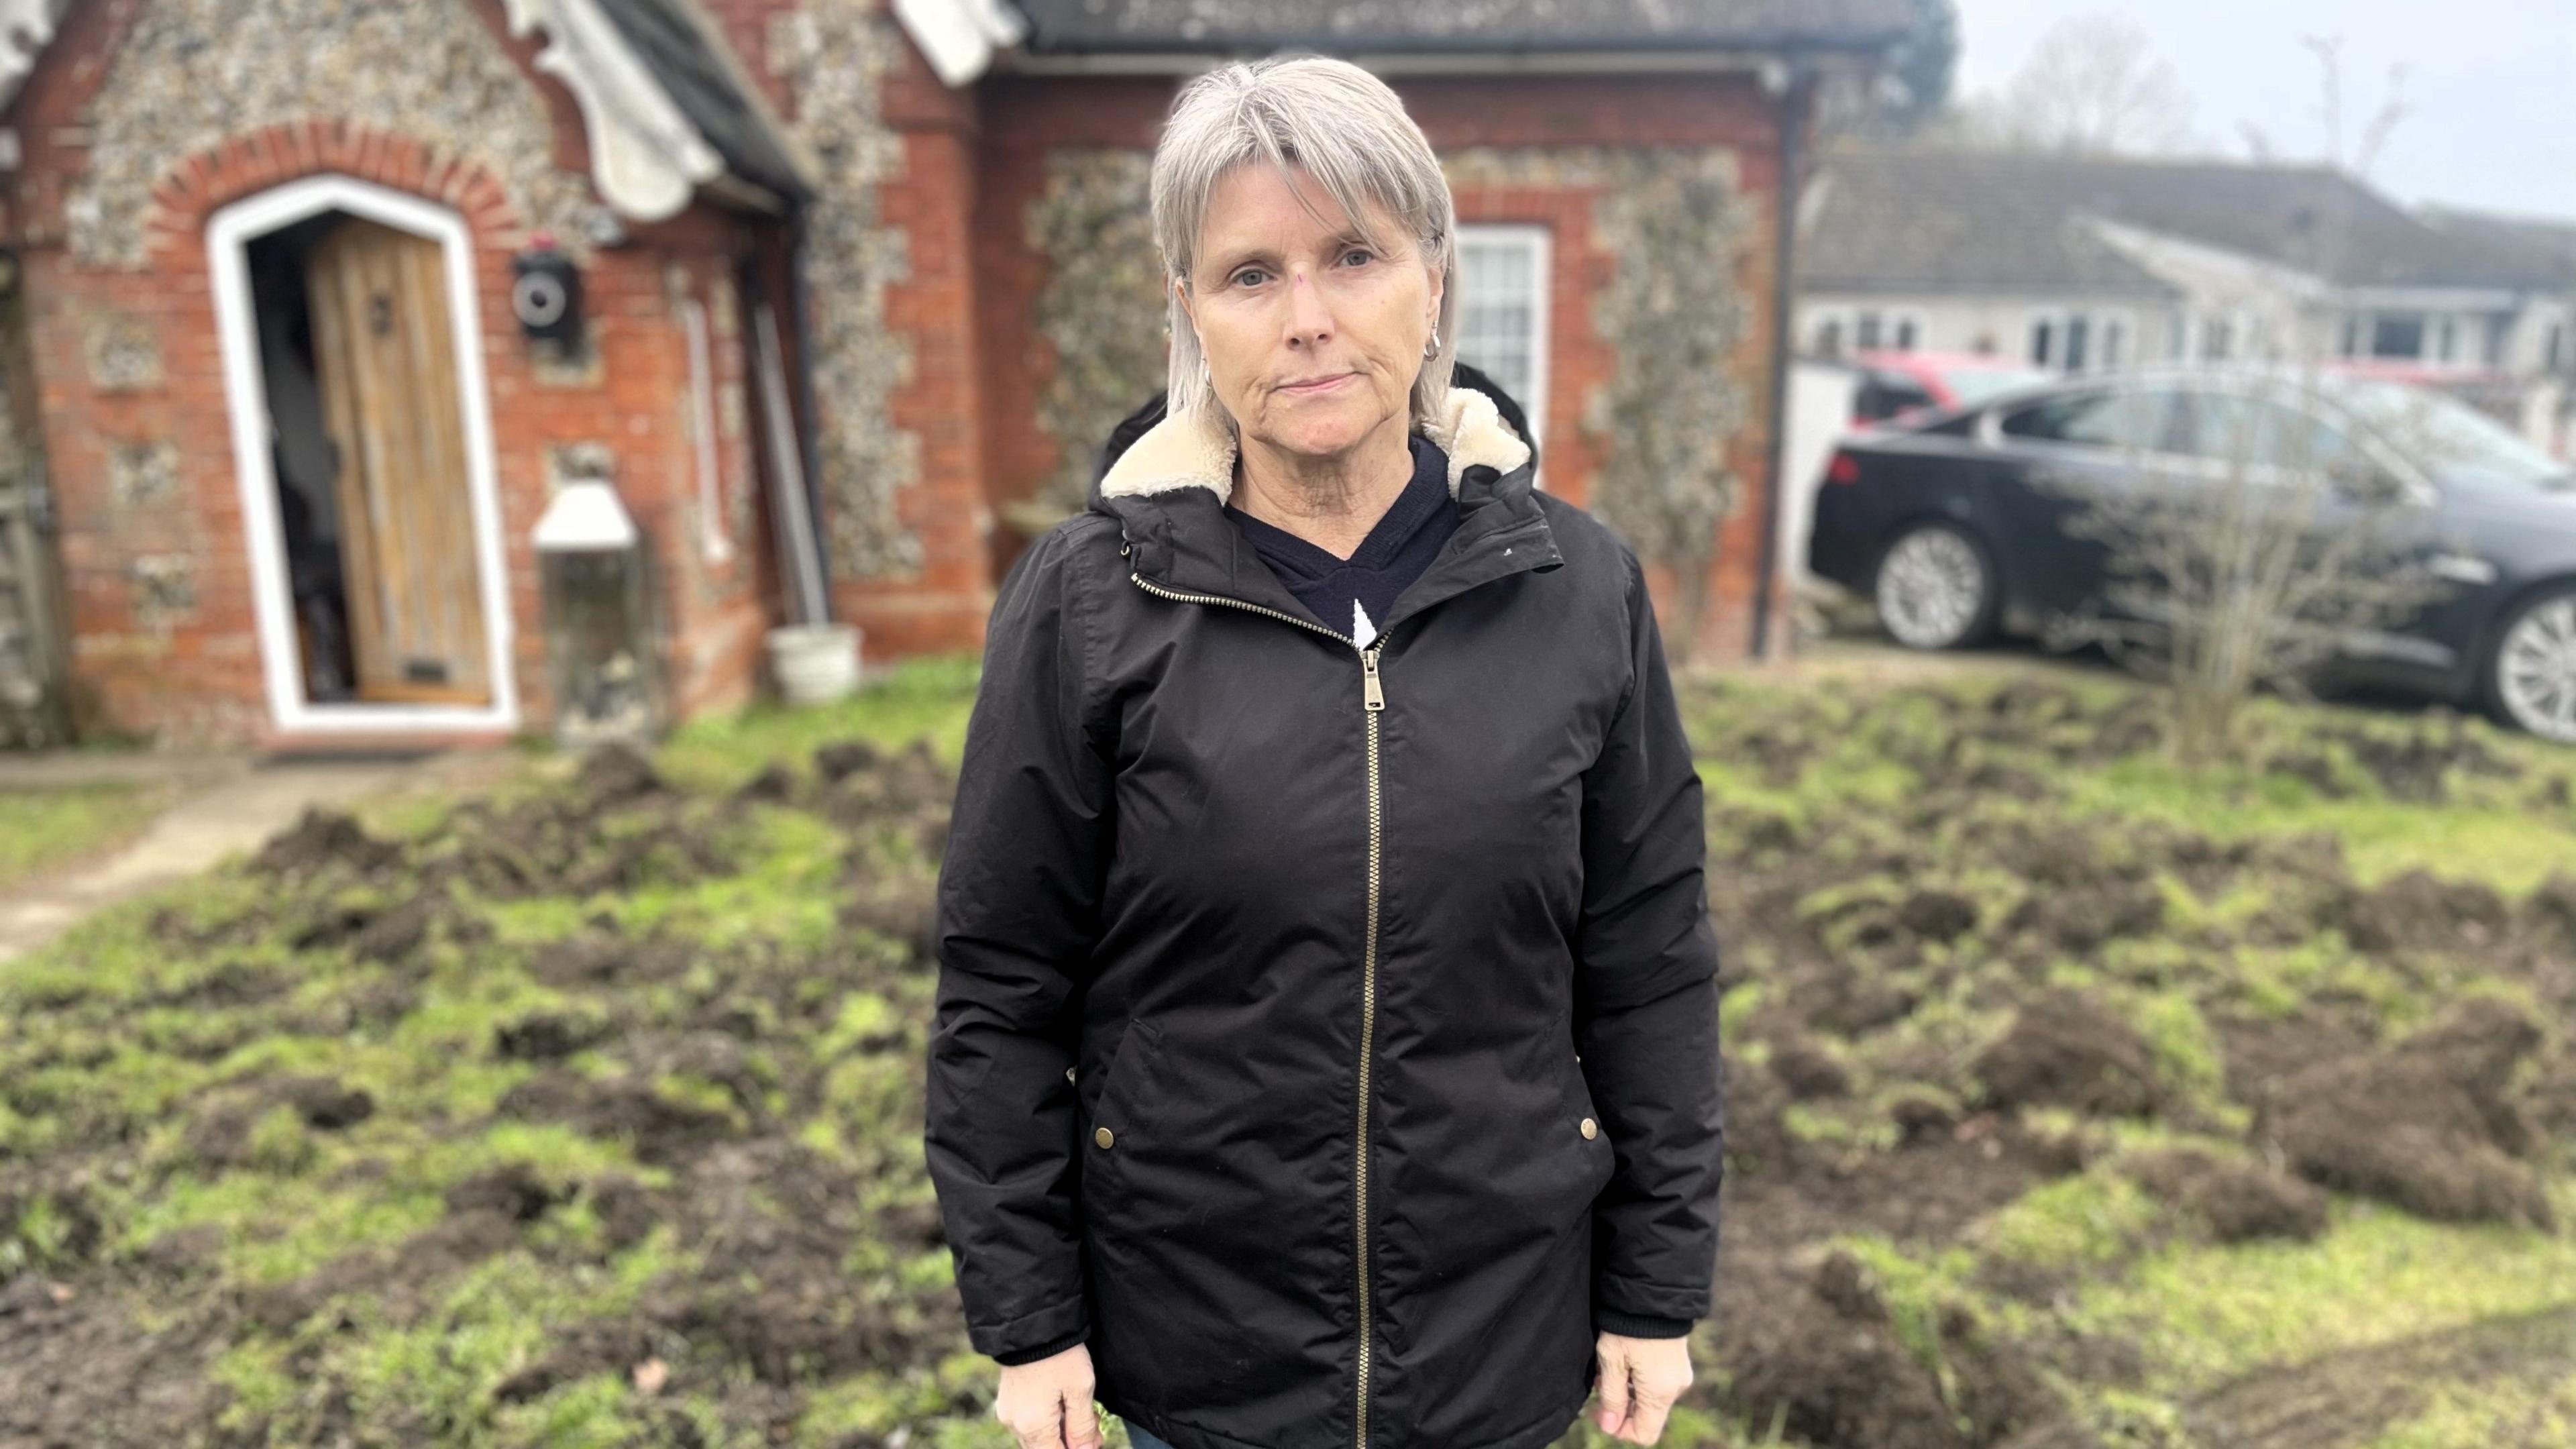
[2481,585,2576,743]
[1872,521,2000,651]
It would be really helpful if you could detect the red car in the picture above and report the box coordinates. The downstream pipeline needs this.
[1840,350,2055,427]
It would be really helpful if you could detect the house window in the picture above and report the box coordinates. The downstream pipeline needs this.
[2548,321,2569,374]
[2029,309,2119,372]
[1454,225,1551,455]
[2434,316,2459,364]
[2370,312,2428,360]
[1813,315,1845,358]
[1855,311,1884,351]
[2201,314,2235,361]
[1892,315,1920,352]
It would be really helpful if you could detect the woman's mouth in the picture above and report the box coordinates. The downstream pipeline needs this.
[1279,372,1354,395]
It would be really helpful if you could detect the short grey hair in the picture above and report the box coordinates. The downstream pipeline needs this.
[1150,54,1460,439]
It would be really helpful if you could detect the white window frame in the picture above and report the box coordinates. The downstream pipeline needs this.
[1453,223,1552,483]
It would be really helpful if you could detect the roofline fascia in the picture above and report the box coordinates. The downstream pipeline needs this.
[991,39,1899,77]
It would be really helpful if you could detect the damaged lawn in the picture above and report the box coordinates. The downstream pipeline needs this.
[1,654,2571,1448]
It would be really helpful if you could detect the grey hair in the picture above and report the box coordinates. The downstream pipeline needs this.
[1150,54,1460,439]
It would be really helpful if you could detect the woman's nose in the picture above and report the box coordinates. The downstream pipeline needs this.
[1283,271,1333,344]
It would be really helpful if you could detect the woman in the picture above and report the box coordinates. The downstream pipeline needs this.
[926,54,1724,1449]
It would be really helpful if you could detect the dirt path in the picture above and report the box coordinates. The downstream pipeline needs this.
[0,748,519,965]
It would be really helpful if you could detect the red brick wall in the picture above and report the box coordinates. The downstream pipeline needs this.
[1,0,782,745]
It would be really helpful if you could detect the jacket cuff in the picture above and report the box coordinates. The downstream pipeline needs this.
[1594,1309,1695,1339]
[991,1324,1090,1366]
[970,1292,1091,1366]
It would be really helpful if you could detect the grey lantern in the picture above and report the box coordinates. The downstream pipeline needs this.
[533,476,664,747]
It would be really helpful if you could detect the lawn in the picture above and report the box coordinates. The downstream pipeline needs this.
[0,779,168,892]
[0,651,2568,1448]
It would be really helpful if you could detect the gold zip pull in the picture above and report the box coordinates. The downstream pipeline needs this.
[1360,647,1384,711]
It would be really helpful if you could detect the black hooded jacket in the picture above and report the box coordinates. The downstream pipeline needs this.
[926,364,1725,1449]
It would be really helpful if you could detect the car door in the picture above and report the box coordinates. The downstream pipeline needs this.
[2167,384,2461,674]
[1979,382,2194,627]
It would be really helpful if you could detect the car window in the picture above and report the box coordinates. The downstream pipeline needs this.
[1997,388,2183,452]
[2176,390,2361,478]
[1856,372,1937,423]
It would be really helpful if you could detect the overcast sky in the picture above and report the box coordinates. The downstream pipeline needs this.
[1956,1,2576,219]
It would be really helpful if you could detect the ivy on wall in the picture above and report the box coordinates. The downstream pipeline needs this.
[1021,149,1167,533]
[771,0,924,581]
[67,0,600,270]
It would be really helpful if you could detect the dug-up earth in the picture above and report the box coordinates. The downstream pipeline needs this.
[0,665,2571,1448]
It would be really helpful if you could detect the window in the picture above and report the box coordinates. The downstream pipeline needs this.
[1453,225,1550,457]
[1854,370,1937,423]
[2200,315,2235,362]
[2339,315,2364,358]
[2434,317,2459,364]
[1856,311,1884,351]
[2369,312,2428,360]
[2029,309,2124,372]
[1813,315,1845,358]
[2550,322,2569,374]
[2000,388,2185,452]
[2175,390,2360,478]
[1892,315,1921,352]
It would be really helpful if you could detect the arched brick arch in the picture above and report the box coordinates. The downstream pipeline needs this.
[135,120,529,266]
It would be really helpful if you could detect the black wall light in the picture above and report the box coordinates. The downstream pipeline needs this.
[511,231,584,347]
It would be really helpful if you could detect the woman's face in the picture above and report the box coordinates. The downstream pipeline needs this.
[1178,162,1442,464]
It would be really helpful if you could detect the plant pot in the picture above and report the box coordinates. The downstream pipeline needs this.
[767,622,863,706]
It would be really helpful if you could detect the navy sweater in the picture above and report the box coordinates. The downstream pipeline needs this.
[1224,433,1458,647]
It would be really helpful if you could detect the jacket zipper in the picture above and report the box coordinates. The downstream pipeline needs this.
[1125,562,1385,1448]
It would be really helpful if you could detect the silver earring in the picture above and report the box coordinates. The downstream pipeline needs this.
[1423,325,1441,359]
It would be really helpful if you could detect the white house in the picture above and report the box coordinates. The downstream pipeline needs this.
[1798,148,2576,448]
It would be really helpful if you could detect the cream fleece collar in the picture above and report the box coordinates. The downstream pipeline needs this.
[1097,384,1532,506]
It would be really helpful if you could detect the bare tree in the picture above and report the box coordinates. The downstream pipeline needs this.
[1960,12,2196,156]
[2025,44,2467,766]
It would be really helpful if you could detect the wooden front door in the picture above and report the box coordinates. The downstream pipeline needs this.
[305,217,490,705]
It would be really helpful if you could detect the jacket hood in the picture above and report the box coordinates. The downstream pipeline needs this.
[1086,360,1540,513]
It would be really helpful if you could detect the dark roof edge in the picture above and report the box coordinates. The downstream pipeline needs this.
[1011,28,1911,60]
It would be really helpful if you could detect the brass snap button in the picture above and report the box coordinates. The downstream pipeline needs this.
[1095,1126,1116,1148]
[1579,1117,1598,1140]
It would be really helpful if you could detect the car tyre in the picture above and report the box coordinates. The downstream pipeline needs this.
[1872,520,2001,651]
[2479,584,2576,744]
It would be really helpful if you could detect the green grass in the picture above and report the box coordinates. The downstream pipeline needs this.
[0,780,166,890]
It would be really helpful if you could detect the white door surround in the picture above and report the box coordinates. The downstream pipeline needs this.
[207,173,519,735]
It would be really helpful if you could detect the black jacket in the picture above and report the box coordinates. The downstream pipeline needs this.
[926,365,1725,1449]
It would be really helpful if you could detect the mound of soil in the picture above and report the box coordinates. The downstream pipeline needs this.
[1974,991,2163,1118]
[2261,999,2553,1228]
[2120,1148,2328,1244]
[1719,1250,2057,1449]
[2322,868,2511,957]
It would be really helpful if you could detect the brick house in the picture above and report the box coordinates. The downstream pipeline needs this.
[0,0,1906,748]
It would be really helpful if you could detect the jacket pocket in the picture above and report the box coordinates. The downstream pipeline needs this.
[1562,1047,1618,1201]
[1084,1018,1165,1193]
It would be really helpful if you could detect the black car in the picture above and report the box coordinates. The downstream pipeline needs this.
[1806,364,2576,740]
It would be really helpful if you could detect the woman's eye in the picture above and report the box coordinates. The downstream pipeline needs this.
[1342,248,1375,266]
[1232,268,1269,288]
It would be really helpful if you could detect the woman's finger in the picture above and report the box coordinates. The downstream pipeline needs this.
[1593,1335,1633,1434]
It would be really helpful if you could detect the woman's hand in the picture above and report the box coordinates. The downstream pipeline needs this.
[1593,1330,1695,1444]
[994,1343,1103,1449]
